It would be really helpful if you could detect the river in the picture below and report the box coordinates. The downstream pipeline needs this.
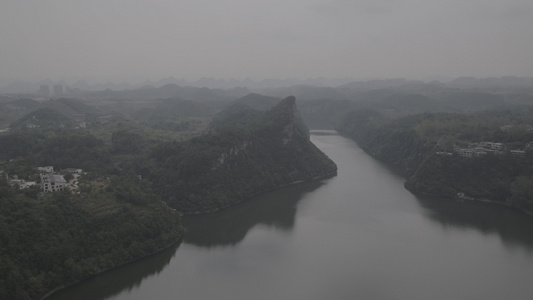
[48,130,533,300]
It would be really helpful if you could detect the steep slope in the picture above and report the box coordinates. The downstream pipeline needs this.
[147,96,337,214]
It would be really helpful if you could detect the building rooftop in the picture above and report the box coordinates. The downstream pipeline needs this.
[41,174,67,183]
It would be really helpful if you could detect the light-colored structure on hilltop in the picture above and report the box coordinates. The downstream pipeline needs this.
[7,175,38,190]
[511,150,526,157]
[40,173,67,193]
[61,168,83,174]
[38,166,54,173]
[454,141,505,158]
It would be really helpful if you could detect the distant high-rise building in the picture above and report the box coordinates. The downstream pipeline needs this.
[53,84,64,96]
[39,85,50,97]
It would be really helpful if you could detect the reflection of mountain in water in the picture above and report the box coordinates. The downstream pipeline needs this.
[417,196,533,251]
[46,242,181,300]
[183,180,327,248]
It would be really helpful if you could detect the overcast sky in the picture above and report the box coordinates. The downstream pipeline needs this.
[2,0,533,83]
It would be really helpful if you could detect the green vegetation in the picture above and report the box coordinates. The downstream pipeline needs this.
[0,132,111,177]
[337,108,533,209]
[0,92,337,299]
[0,175,183,300]
[9,108,75,132]
[133,97,213,126]
[144,96,337,214]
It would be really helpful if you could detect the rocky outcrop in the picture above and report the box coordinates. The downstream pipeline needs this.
[148,96,337,214]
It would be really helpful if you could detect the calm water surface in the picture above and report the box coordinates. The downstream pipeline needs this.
[49,130,533,300]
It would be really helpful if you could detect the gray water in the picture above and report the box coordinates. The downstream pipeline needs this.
[48,130,533,300]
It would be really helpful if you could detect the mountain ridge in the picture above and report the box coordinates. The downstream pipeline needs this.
[146,96,337,214]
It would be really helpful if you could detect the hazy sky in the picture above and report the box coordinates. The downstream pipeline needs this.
[2,0,533,82]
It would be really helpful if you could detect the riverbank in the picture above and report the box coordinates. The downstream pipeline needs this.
[42,236,183,300]
[458,196,533,218]
[408,183,533,218]
[42,172,337,299]
[181,171,337,215]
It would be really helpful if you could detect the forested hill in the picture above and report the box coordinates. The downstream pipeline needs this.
[0,95,336,298]
[0,176,183,300]
[336,109,533,210]
[145,96,338,214]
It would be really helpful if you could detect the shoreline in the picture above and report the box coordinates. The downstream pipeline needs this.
[410,185,533,218]
[458,196,533,218]
[41,235,183,300]
[41,170,337,299]
[342,133,533,219]
[180,171,338,216]
[41,171,337,299]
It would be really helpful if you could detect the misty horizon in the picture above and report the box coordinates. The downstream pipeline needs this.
[4,75,533,95]
[2,0,533,85]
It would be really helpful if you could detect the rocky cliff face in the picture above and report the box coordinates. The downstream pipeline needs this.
[148,96,337,214]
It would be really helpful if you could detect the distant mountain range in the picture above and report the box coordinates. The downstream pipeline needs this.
[0,77,355,94]
[2,76,533,95]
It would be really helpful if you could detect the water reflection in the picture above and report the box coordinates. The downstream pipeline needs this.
[183,179,327,248]
[416,196,533,251]
[46,242,181,300]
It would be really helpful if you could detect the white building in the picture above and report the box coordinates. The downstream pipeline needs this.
[38,166,54,173]
[40,173,67,193]
[7,175,38,190]
[61,168,83,174]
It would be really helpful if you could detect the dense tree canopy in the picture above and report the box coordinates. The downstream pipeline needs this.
[0,176,183,300]
[144,97,337,214]
[337,109,533,209]
[0,94,337,299]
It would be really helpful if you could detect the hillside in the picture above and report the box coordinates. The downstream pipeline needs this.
[145,96,338,214]
[43,98,100,116]
[133,97,214,130]
[9,108,75,131]
[0,98,102,128]
[336,108,533,209]
[0,175,183,300]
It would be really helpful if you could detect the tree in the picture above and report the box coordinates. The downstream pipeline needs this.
[64,173,74,182]
[509,176,533,208]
